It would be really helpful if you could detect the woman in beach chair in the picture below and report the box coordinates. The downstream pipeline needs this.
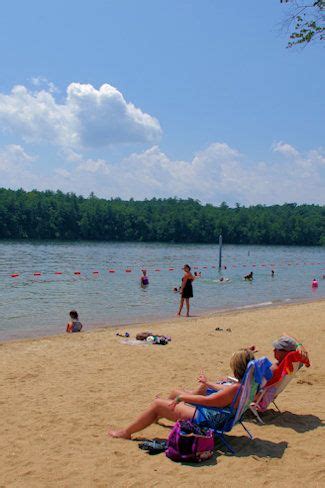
[108,350,255,440]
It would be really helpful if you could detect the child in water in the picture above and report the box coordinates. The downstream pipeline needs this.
[66,310,83,333]
[140,269,149,287]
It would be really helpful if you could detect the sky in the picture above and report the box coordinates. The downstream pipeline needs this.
[0,0,324,206]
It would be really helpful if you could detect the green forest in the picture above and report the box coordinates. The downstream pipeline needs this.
[0,188,324,245]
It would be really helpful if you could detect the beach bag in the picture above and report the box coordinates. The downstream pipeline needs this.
[165,420,214,463]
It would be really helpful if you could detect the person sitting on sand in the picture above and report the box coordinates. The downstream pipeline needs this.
[246,335,309,387]
[244,271,253,281]
[66,310,83,333]
[140,269,149,287]
[108,349,254,439]
[268,335,309,378]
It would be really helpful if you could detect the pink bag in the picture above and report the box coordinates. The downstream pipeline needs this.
[166,420,214,463]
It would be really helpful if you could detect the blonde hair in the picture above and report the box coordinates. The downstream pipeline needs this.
[230,349,255,380]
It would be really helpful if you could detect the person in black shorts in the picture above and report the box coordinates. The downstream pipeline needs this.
[177,264,194,317]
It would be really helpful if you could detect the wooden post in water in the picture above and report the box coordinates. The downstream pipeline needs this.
[218,234,223,270]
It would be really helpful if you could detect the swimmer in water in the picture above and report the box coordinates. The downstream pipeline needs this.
[140,269,149,287]
[271,270,275,277]
[244,271,253,281]
[218,276,230,283]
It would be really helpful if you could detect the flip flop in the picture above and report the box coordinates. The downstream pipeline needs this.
[138,440,167,454]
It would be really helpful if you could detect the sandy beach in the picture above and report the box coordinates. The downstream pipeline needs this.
[0,300,324,488]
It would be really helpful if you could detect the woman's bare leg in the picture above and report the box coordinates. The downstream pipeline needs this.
[185,298,190,316]
[178,297,184,315]
[108,398,196,439]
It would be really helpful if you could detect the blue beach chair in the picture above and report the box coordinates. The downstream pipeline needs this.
[196,359,270,455]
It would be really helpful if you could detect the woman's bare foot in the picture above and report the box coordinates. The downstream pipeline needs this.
[107,428,131,439]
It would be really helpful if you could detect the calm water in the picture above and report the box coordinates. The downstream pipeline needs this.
[0,241,324,341]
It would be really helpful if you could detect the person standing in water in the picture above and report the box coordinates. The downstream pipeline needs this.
[140,269,149,287]
[177,264,194,317]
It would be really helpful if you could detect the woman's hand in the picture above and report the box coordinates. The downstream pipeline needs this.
[169,396,182,410]
[197,371,208,385]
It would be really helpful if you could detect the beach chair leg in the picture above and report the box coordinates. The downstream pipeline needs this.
[272,401,281,413]
[240,421,254,440]
[216,433,236,455]
[249,406,265,425]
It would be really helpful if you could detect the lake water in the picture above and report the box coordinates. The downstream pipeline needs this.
[0,241,324,341]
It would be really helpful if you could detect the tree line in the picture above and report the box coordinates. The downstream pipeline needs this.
[0,188,324,245]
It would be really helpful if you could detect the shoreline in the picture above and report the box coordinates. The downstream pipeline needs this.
[1,295,325,346]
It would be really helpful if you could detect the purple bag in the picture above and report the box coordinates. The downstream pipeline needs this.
[166,420,214,463]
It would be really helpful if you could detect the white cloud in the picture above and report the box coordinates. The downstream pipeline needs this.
[70,142,324,205]
[30,76,58,94]
[0,82,162,149]
[0,144,35,172]
[54,168,70,178]
[1,141,324,205]
[0,144,40,189]
[272,141,299,158]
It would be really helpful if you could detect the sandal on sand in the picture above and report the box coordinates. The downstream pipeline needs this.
[138,440,167,454]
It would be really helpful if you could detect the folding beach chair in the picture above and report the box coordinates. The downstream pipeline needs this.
[250,350,310,424]
[196,360,263,455]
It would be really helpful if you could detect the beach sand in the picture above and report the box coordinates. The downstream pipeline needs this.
[0,300,324,487]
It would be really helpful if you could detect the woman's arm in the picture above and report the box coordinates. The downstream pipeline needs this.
[197,373,228,391]
[180,274,187,293]
[175,384,239,408]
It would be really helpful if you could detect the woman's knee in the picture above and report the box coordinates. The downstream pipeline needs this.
[151,398,166,410]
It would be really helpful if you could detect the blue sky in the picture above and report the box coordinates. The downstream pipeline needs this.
[0,0,324,205]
